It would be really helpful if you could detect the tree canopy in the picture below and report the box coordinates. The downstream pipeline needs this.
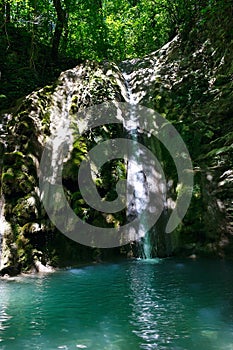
[0,0,227,108]
[1,0,218,62]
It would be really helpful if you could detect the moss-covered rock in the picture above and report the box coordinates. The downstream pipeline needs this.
[121,3,233,258]
[0,61,128,274]
[1,3,233,273]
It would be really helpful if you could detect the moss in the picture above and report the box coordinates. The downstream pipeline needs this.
[12,197,37,225]
[16,234,34,271]
[2,152,37,199]
[2,168,14,181]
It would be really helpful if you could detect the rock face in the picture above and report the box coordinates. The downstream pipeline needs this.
[0,6,233,273]
[0,61,128,274]
[121,10,233,257]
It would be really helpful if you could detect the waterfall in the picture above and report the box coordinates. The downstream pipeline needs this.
[0,113,10,270]
[0,196,12,270]
[0,196,3,268]
[0,113,9,148]
[122,71,153,259]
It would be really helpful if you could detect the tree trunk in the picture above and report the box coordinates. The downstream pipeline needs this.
[0,1,4,27]
[5,0,10,22]
[0,0,10,27]
[51,0,66,61]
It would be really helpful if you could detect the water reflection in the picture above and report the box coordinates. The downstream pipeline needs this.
[1,260,233,349]
[0,275,50,348]
[128,260,162,348]
[0,283,13,342]
[127,259,233,350]
[0,306,12,332]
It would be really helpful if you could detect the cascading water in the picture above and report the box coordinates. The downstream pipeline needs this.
[0,114,8,147]
[122,71,153,259]
[0,113,11,269]
[0,196,4,268]
[0,196,10,270]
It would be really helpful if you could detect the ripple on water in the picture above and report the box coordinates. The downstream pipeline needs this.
[0,259,233,349]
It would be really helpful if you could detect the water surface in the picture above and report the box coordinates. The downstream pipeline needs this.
[0,258,233,349]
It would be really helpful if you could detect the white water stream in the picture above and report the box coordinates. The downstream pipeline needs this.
[0,196,4,268]
[122,72,154,259]
[0,113,10,270]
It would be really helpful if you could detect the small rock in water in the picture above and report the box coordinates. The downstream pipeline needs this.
[189,254,197,259]
[34,260,54,273]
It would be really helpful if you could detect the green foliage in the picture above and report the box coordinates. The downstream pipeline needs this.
[2,0,227,110]
[0,0,188,66]
[1,0,228,64]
